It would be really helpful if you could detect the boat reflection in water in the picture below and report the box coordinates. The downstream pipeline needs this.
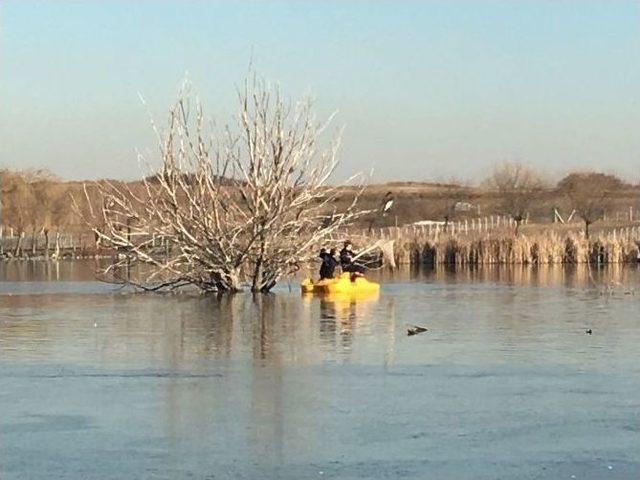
[303,289,380,348]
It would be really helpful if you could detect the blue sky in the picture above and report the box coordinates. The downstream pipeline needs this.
[1,1,640,182]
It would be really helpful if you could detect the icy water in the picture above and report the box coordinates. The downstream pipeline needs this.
[1,261,640,480]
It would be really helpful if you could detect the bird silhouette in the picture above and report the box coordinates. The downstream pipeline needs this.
[381,191,394,216]
[585,328,593,335]
[368,192,395,233]
[407,324,428,336]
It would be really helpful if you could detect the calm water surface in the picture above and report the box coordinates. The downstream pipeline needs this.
[1,261,639,479]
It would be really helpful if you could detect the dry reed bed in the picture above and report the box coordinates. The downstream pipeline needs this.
[391,230,640,266]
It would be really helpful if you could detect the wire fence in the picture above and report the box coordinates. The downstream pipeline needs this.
[357,215,517,241]
[0,229,97,257]
[1,211,639,259]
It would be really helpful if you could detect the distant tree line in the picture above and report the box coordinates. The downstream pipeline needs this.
[483,163,631,238]
[1,163,636,256]
[0,169,76,255]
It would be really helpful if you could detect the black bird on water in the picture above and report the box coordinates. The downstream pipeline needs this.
[585,329,593,335]
[407,325,428,336]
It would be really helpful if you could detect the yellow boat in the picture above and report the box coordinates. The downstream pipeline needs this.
[301,272,380,295]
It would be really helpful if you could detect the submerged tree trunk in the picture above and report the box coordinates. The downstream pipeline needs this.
[44,228,50,258]
[251,264,263,293]
[210,270,243,293]
[260,277,278,293]
[14,231,23,257]
[54,231,61,259]
[31,228,37,256]
[251,239,265,293]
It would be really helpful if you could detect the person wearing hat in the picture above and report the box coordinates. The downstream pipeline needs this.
[339,240,364,275]
[319,247,339,280]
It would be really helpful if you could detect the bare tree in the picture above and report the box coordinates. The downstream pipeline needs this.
[558,172,624,238]
[485,162,544,235]
[31,177,70,257]
[26,171,62,256]
[2,170,46,256]
[82,78,369,293]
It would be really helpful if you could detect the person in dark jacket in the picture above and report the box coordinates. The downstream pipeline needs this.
[339,240,364,275]
[319,248,339,280]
